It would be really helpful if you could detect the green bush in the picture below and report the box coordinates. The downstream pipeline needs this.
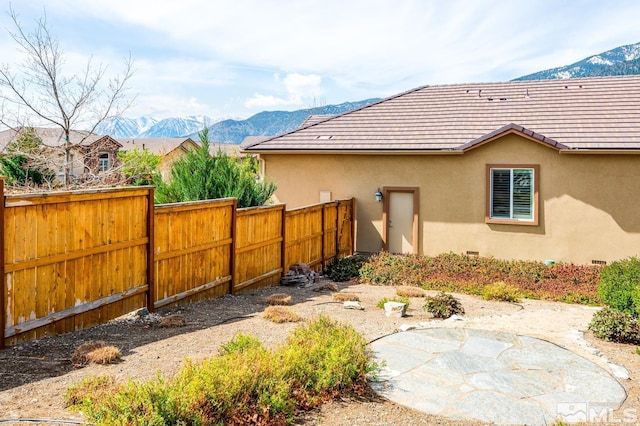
[588,307,640,343]
[65,316,375,425]
[359,252,418,286]
[376,296,409,309]
[423,292,464,319]
[155,133,277,207]
[481,281,522,303]
[325,255,367,282]
[598,257,640,316]
[219,333,264,355]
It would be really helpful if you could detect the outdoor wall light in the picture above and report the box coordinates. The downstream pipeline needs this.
[375,188,383,202]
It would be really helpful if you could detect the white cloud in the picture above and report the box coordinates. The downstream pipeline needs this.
[6,0,640,117]
[129,94,215,119]
[244,73,323,109]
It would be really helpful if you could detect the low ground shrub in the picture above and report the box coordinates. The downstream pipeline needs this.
[598,257,640,316]
[71,341,121,368]
[325,255,367,282]
[66,316,375,425]
[333,293,360,302]
[481,281,522,303]
[588,307,640,343]
[263,306,302,323]
[376,296,409,309]
[359,252,601,305]
[423,292,464,319]
[266,293,292,306]
[395,286,425,298]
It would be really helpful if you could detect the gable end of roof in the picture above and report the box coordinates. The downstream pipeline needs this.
[458,123,569,152]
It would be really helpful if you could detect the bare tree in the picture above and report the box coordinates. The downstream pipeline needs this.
[0,6,135,186]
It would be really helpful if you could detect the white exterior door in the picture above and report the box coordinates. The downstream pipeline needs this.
[388,191,414,254]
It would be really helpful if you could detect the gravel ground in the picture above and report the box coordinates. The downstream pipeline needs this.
[0,279,637,425]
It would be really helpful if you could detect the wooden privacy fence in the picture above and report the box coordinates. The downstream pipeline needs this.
[0,183,354,347]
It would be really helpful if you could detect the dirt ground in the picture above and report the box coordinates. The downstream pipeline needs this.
[0,279,638,425]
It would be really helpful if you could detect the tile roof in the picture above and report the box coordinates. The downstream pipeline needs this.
[0,127,114,152]
[119,137,197,155]
[242,76,640,153]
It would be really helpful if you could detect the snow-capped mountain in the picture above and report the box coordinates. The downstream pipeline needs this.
[95,100,379,143]
[139,116,211,138]
[95,116,158,138]
[96,116,210,139]
[515,41,640,80]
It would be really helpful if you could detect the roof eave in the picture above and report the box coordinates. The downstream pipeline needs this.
[240,148,464,155]
[559,148,640,155]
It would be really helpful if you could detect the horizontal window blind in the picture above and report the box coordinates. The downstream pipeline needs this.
[490,168,533,221]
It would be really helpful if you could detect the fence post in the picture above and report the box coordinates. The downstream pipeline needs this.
[281,204,287,276]
[335,201,341,259]
[146,187,156,312]
[0,178,5,349]
[350,198,355,255]
[229,199,237,295]
[320,204,326,269]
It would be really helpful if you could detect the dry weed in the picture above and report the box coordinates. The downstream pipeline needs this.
[85,346,122,365]
[313,282,338,292]
[396,286,425,298]
[263,306,302,323]
[333,293,360,302]
[71,341,121,367]
[266,293,292,306]
[160,314,186,328]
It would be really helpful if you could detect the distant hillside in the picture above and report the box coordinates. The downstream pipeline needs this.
[515,41,640,80]
[96,115,210,139]
[95,99,379,143]
[189,99,380,144]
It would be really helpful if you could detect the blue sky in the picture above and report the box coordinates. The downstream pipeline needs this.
[2,0,640,121]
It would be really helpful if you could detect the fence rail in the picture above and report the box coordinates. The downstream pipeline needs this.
[0,182,354,347]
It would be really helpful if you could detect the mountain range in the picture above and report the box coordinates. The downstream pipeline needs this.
[97,100,380,144]
[515,41,640,80]
[98,40,640,143]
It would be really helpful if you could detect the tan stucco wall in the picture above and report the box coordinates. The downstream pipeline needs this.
[261,135,640,265]
[159,149,184,180]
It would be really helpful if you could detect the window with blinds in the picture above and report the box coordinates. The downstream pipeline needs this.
[490,167,534,221]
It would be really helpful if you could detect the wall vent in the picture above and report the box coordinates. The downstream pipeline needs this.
[592,259,607,265]
[466,251,479,256]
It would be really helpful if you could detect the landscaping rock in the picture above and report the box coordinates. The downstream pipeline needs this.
[609,362,630,380]
[384,301,407,318]
[344,301,364,310]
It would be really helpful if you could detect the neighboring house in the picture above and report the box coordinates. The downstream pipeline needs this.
[0,127,122,181]
[119,137,200,180]
[242,75,640,265]
[119,138,241,180]
[202,141,241,158]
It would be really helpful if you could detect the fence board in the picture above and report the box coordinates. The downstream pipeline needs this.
[2,189,354,346]
[337,199,355,257]
[284,204,324,272]
[153,198,235,308]
[4,187,151,344]
[234,204,284,291]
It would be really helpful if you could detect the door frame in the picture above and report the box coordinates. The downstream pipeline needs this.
[382,186,420,254]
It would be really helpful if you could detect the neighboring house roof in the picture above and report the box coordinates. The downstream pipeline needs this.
[198,141,242,156]
[119,137,198,156]
[0,127,120,152]
[242,75,640,153]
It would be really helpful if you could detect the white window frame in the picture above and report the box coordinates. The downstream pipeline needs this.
[98,152,110,172]
[486,164,539,226]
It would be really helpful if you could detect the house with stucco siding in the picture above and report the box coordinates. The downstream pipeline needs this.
[242,75,640,265]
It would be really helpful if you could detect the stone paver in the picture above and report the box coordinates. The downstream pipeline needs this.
[369,328,627,425]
